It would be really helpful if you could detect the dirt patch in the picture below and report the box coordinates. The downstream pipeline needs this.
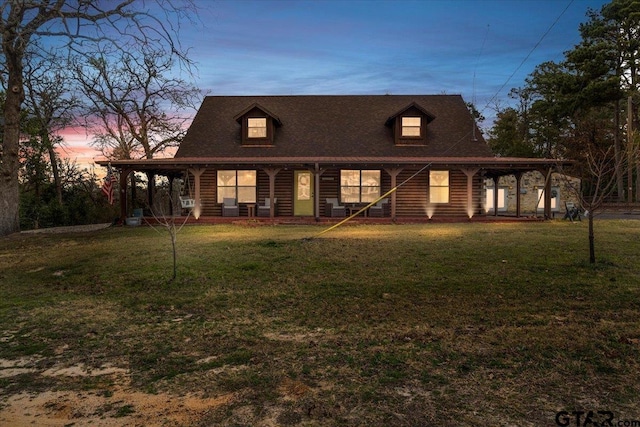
[0,362,233,426]
[20,223,112,234]
[1,388,233,427]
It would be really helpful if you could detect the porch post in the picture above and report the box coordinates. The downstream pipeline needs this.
[188,168,205,220]
[146,171,155,211]
[263,168,281,218]
[493,176,499,217]
[119,168,132,223]
[544,168,552,219]
[384,167,403,220]
[313,163,324,221]
[168,175,175,216]
[461,168,479,218]
[515,172,522,218]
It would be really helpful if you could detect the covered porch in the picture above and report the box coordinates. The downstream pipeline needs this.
[97,157,572,224]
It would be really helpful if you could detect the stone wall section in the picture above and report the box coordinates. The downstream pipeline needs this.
[485,171,581,216]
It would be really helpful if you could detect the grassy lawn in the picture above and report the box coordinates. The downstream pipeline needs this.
[1,220,640,426]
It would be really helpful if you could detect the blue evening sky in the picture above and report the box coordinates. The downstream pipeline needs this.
[67,0,611,163]
[185,0,608,117]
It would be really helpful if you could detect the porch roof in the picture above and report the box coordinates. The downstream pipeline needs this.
[96,156,571,176]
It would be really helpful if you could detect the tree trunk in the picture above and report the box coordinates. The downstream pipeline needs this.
[614,99,625,202]
[588,210,595,264]
[45,134,63,205]
[170,223,177,281]
[0,48,25,236]
[636,160,640,203]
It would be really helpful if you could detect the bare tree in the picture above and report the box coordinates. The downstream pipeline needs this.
[0,0,196,236]
[23,49,80,204]
[146,189,191,281]
[75,47,200,161]
[560,141,636,264]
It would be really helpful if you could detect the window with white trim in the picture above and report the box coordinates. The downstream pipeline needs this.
[340,170,381,203]
[429,170,449,203]
[217,170,257,203]
[485,187,507,212]
[401,117,421,137]
[247,118,267,138]
[537,187,559,211]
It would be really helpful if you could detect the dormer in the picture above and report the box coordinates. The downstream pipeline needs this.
[385,102,436,145]
[234,103,282,146]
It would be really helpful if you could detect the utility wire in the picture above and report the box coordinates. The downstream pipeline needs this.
[480,0,574,116]
[309,1,575,239]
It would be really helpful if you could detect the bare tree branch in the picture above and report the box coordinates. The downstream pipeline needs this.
[1,0,199,236]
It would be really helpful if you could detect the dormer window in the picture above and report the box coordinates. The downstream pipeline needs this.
[385,102,435,146]
[248,118,267,138]
[234,103,282,146]
[401,117,422,137]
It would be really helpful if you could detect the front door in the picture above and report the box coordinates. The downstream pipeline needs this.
[294,170,314,216]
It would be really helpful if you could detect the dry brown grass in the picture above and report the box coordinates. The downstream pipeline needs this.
[1,221,640,426]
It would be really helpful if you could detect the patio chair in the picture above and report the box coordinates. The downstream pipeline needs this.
[257,197,277,217]
[325,198,346,217]
[368,198,389,217]
[563,201,581,222]
[222,197,239,217]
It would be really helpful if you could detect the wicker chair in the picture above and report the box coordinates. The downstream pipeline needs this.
[257,198,277,217]
[368,198,389,217]
[222,198,239,217]
[325,198,346,217]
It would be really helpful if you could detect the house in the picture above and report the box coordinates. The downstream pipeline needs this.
[98,95,571,222]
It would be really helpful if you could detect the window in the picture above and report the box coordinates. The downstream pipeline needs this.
[537,187,559,211]
[247,118,267,138]
[485,187,507,212]
[217,170,256,203]
[429,170,449,203]
[401,117,421,137]
[340,170,381,203]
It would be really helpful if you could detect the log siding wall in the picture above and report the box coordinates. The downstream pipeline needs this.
[189,167,485,218]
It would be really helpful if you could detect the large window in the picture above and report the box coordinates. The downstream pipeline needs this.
[401,117,421,137]
[537,187,559,211]
[217,170,257,203]
[340,170,381,203]
[485,187,507,212]
[429,170,449,203]
[247,118,267,138]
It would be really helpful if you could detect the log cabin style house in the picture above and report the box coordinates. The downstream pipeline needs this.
[98,95,570,222]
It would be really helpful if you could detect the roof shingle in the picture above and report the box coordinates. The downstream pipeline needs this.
[175,95,492,159]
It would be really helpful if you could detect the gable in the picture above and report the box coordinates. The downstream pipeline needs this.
[175,95,492,159]
[384,102,437,146]
[233,104,282,146]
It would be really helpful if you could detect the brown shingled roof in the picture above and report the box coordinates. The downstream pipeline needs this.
[175,95,492,159]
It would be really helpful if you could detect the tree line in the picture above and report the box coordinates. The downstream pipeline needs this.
[0,1,201,234]
[485,0,639,263]
[487,0,639,205]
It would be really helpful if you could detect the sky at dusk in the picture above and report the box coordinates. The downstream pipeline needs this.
[62,0,610,166]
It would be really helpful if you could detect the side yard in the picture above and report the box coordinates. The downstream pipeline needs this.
[1,221,639,426]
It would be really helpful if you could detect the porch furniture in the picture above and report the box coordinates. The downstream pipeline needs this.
[247,204,256,217]
[325,198,346,217]
[563,201,581,222]
[222,198,239,217]
[257,198,277,217]
[368,198,389,217]
[179,196,196,209]
[125,216,141,226]
[347,204,367,217]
